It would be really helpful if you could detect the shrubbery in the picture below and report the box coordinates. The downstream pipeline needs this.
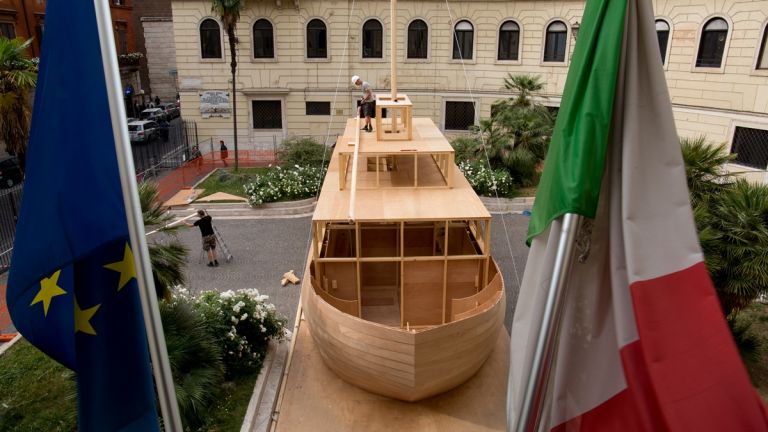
[458,160,515,197]
[161,288,287,427]
[194,289,288,377]
[277,137,331,168]
[244,165,326,206]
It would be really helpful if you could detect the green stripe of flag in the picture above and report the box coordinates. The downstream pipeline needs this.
[527,0,628,244]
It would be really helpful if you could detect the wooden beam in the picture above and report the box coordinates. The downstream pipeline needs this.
[442,220,448,324]
[356,221,362,318]
[349,116,362,221]
[400,221,405,328]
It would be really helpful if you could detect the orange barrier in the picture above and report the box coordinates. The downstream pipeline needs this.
[154,150,277,202]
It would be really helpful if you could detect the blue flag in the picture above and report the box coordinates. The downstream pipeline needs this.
[6,1,159,430]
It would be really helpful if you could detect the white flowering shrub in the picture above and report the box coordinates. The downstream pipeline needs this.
[458,160,515,197]
[244,165,327,206]
[192,289,287,377]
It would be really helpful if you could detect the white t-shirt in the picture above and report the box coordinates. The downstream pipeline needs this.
[361,81,374,102]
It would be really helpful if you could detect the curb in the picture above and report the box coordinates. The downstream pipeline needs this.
[0,333,21,357]
[240,340,291,432]
[479,196,535,214]
[169,199,317,219]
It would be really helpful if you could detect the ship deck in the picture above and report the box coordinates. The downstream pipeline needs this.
[272,308,509,432]
[312,118,491,223]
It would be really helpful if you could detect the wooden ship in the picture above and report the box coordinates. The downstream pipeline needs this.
[300,0,505,403]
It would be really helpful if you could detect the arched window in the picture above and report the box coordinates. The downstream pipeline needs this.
[407,19,428,59]
[253,19,274,59]
[452,20,474,60]
[307,19,327,58]
[362,19,383,58]
[498,20,520,61]
[543,21,567,62]
[756,24,768,69]
[696,18,728,68]
[200,19,222,59]
[655,20,670,64]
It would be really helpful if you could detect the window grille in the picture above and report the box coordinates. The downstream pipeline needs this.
[252,101,282,129]
[731,126,768,169]
[445,102,475,131]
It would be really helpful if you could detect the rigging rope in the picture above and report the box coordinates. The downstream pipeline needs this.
[443,0,523,291]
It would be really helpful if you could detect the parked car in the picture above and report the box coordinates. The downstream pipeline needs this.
[162,103,180,119]
[0,155,23,188]
[128,120,160,143]
[126,117,138,124]
[140,108,166,122]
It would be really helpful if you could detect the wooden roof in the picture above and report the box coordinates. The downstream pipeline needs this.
[313,118,491,222]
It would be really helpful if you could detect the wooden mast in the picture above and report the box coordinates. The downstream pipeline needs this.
[390,0,397,101]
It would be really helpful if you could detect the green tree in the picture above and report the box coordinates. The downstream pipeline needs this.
[211,0,245,170]
[0,37,37,172]
[680,136,735,207]
[139,182,188,300]
[503,73,545,108]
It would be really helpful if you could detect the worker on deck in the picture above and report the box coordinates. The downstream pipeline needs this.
[352,75,375,133]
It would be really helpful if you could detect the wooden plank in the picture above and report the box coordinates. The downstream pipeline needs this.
[274,321,508,432]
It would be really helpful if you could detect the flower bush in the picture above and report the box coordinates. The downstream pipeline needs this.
[192,289,288,377]
[458,160,515,197]
[244,165,326,206]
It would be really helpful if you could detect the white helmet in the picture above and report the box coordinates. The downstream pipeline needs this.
[351,75,360,85]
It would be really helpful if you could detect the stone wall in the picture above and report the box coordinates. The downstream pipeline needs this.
[142,17,178,103]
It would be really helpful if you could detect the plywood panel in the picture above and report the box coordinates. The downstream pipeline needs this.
[445,259,483,319]
[402,260,444,326]
[324,262,358,301]
[360,225,398,257]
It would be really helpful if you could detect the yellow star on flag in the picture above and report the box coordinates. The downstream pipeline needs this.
[74,299,101,336]
[30,270,67,316]
[104,243,136,292]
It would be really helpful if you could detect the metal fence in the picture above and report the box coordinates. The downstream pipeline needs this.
[133,119,198,181]
[0,184,23,274]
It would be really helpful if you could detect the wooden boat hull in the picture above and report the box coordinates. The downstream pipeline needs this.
[301,258,505,402]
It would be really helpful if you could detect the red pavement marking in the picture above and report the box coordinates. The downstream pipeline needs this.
[154,151,274,202]
[0,283,11,333]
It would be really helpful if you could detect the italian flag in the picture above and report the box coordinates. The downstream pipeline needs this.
[507,0,768,429]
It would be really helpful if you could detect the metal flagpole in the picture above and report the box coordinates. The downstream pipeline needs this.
[514,213,582,432]
[92,0,183,430]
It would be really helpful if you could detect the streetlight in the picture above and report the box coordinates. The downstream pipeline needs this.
[571,21,581,40]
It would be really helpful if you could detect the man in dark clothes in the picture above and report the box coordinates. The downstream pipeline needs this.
[185,209,219,267]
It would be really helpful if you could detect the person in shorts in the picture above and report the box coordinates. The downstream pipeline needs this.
[352,75,375,132]
[185,209,219,267]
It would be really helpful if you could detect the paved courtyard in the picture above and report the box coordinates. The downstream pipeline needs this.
[166,213,531,330]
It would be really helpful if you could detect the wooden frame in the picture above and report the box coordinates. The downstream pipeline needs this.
[375,94,413,141]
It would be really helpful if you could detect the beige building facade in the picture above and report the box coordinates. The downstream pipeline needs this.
[171,0,768,178]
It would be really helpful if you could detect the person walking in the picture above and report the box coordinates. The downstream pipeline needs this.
[185,209,219,267]
[191,145,203,174]
[352,75,375,132]
[154,95,161,107]
[220,140,229,167]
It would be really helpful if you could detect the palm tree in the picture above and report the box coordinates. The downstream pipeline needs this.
[139,182,188,300]
[211,0,245,171]
[503,74,545,107]
[680,136,734,207]
[696,179,768,316]
[0,37,37,173]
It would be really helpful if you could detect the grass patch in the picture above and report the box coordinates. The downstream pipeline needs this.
[738,303,768,402]
[198,372,260,432]
[0,339,77,431]
[0,339,262,431]
[197,168,270,199]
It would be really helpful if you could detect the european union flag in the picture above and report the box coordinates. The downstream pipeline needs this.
[5,1,159,430]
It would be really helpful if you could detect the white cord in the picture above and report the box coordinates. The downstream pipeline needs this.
[444,0,522,291]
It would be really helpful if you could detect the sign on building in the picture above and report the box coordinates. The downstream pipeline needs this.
[200,90,231,118]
